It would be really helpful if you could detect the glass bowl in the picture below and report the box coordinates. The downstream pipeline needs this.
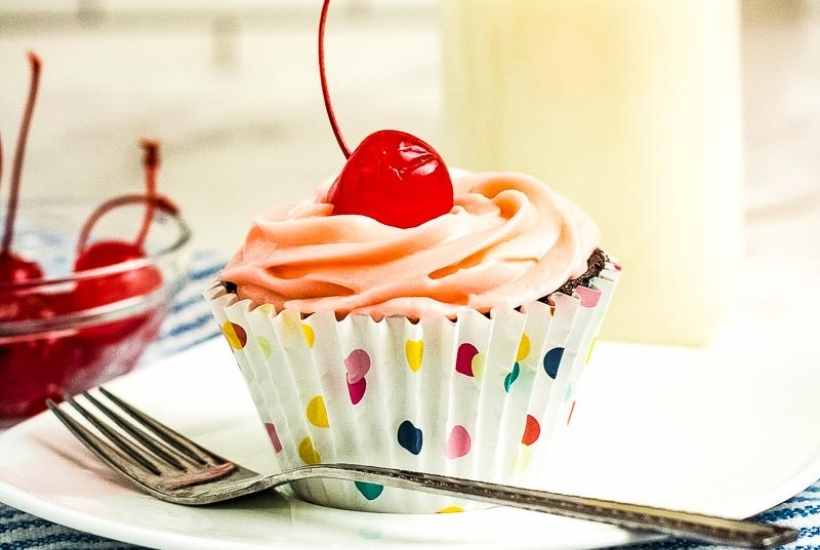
[0,198,192,427]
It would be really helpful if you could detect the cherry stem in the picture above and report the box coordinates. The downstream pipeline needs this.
[1,52,41,258]
[134,139,159,250]
[319,0,351,159]
[76,194,179,257]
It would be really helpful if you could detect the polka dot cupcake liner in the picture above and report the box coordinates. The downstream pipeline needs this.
[204,264,620,514]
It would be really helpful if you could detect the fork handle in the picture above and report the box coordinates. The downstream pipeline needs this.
[282,464,796,548]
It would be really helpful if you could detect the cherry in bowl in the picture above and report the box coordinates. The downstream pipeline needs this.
[0,197,191,427]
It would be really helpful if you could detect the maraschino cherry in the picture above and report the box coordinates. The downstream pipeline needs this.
[318,0,453,228]
[72,141,171,334]
[75,139,161,271]
[0,53,44,285]
[0,53,182,423]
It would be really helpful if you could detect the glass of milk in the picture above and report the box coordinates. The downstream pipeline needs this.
[441,0,743,346]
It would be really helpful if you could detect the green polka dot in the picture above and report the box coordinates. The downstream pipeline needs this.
[355,481,384,500]
[504,362,520,392]
[256,336,272,359]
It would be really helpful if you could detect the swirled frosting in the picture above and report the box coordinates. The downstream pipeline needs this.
[222,172,600,319]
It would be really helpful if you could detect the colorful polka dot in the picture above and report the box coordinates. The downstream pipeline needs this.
[437,505,464,514]
[257,303,275,315]
[347,377,367,405]
[264,422,283,453]
[504,362,520,392]
[521,414,540,446]
[585,336,598,364]
[471,352,485,379]
[516,334,531,361]
[344,349,371,384]
[405,339,424,373]
[446,425,471,459]
[306,395,329,428]
[280,315,303,348]
[397,420,423,455]
[358,529,383,541]
[355,481,384,500]
[256,336,272,359]
[513,444,533,473]
[575,286,601,308]
[455,342,479,377]
[301,323,315,348]
[298,436,321,464]
[221,321,247,350]
[543,347,564,379]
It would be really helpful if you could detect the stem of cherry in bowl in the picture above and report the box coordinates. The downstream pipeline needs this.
[0,53,191,427]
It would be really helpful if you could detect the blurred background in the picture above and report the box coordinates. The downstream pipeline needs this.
[0,0,818,345]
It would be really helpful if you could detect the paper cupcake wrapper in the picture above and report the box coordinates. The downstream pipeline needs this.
[204,265,619,513]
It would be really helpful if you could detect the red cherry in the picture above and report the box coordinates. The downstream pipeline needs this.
[0,337,72,420]
[0,289,60,323]
[0,252,43,284]
[70,140,175,346]
[0,289,78,422]
[327,130,453,228]
[318,1,454,228]
[72,207,164,345]
[73,140,169,314]
[0,53,44,284]
[73,240,162,308]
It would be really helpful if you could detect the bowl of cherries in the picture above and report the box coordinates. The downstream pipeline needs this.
[0,53,191,427]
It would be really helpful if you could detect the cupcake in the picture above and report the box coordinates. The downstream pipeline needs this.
[205,0,619,514]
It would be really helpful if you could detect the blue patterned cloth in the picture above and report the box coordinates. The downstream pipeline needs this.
[0,250,817,549]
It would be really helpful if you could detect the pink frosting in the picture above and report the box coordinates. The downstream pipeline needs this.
[222,172,600,319]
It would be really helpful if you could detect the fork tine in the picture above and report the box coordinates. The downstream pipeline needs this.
[47,400,156,482]
[65,394,162,475]
[99,387,216,465]
[82,392,188,471]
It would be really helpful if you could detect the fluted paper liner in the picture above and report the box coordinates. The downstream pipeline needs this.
[205,266,619,513]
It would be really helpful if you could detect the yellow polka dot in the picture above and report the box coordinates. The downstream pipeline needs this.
[256,303,275,315]
[471,353,485,379]
[585,336,598,364]
[513,444,533,473]
[279,313,301,347]
[256,336,272,359]
[301,323,315,348]
[405,340,424,373]
[306,395,329,428]
[298,437,321,465]
[437,505,464,514]
[221,321,246,349]
[516,334,531,362]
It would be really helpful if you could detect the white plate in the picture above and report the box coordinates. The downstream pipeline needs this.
[1,334,818,550]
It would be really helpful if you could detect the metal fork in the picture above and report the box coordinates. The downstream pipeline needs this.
[47,388,797,549]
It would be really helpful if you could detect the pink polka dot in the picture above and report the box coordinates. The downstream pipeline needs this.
[348,377,367,405]
[264,422,283,453]
[446,425,471,459]
[455,343,479,377]
[345,349,371,384]
[575,286,601,308]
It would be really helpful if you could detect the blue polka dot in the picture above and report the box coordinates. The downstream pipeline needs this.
[543,347,564,379]
[397,420,423,455]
